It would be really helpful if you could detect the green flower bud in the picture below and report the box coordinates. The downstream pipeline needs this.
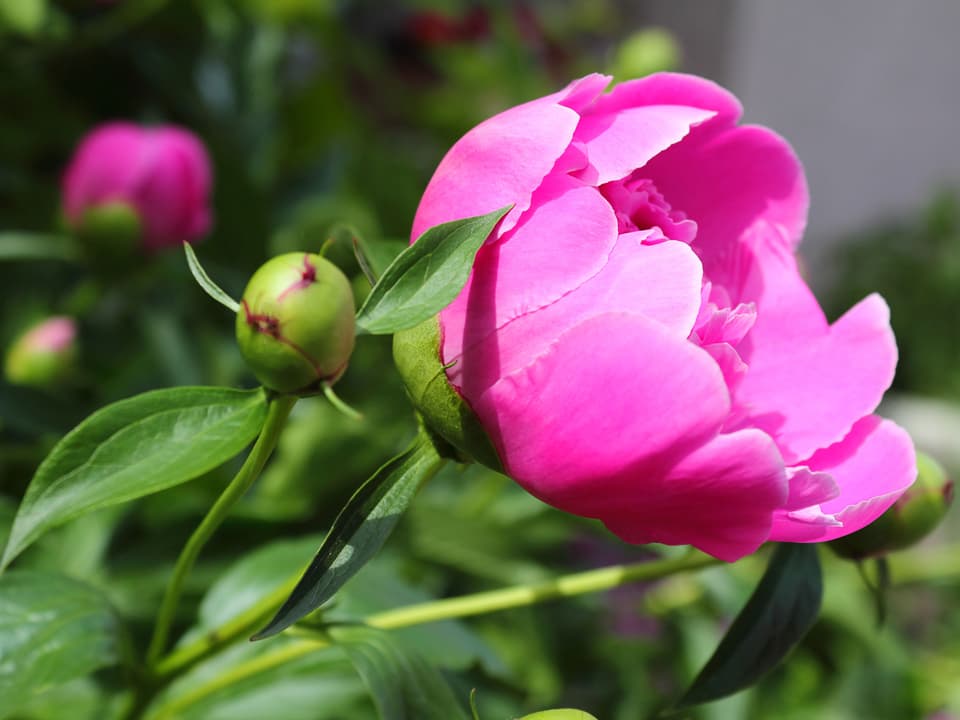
[72,201,142,261]
[236,252,356,394]
[830,452,953,560]
[517,711,599,720]
[4,316,77,389]
[393,318,502,471]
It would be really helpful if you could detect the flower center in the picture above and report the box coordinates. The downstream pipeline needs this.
[600,174,696,244]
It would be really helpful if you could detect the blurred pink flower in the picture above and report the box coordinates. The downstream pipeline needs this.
[20,316,75,354]
[62,122,212,251]
[412,72,916,561]
[4,316,77,388]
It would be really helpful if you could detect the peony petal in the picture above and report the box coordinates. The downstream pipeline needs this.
[588,72,743,127]
[643,124,809,270]
[471,313,732,508]
[548,73,612,112]
[694,301,757,346]
[446,233,704,397]
[769,506,843,543]
[62,123,145,221]
[440,176,618,383]
[411,98,582,240]
[134,132,194,248]
[702,342,748,393]
[769,416,916,543]
[603,429,788,561]
[574,105,716,185]
[734,249,897,463]
[782,466,840,511]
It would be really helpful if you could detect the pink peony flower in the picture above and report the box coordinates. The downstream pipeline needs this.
[409,72,917,561]
[62,122,212,251]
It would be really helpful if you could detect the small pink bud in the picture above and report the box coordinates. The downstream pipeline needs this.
[4,316,78,389]
[62,122,212,253]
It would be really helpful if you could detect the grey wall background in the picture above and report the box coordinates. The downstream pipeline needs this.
[630,0,960,290]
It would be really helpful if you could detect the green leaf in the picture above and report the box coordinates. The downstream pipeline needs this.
[341,224,406,285]
[155,638,365,720]
[198,535,322,629]
[355,206,511,335]
[1,387,268,570]
[0,570,120,715]
[252,429,445,639]
[518,711,600,720]
[183,242,241,313]
[0,232,76,261]
[331,625,469,720]
[674,543,823,709]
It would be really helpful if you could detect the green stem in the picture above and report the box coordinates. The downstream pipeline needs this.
[367,548,721,629]
[145,394,297,667]
[148,549,722,719]
[154,427,444,677]
[152,574,299,678]
[321,381,363,421]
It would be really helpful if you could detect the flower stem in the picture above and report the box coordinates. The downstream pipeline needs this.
[367,548,722,629]
[152,574,299,678]
[145,394,297,667]
[149,549,723,718]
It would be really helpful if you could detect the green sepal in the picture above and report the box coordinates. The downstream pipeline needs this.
[393,317,502,473]
[74,202,142,262]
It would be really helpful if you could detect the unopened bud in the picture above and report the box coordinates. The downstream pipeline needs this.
[235,252,355,394]
[830,452,953,560]
[4,316,77,389]
[62,122,212,253]
[517,711,599,720]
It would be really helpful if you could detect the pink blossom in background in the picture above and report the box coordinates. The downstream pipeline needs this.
[413,72,917,561]
[62,122,212,251]
[4,316,77,388]
[19,316,76,354]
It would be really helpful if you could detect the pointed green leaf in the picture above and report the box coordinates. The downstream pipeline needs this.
[252,429,445,639]
[0,571,121,715]
[1,387,268,569]
[198,535,323,629]
[331,625,469,720]
[183,242,241,313]
[675,543,823,709]
[355,206,511,335]
[0,232,77,262]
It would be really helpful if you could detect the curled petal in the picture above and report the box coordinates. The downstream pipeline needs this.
[735,245,897,462]
[441,177,618,391]
[588,72,743,128]
[574,105,716,185]
[644,124,809,271]
[413,97,587,239]
[769,416,916,543]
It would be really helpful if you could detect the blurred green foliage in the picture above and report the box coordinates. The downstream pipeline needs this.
[0,2,957,719]
[828,190,960,401]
